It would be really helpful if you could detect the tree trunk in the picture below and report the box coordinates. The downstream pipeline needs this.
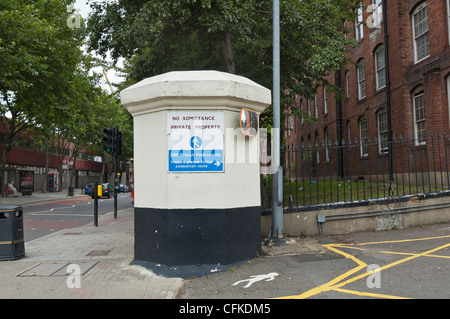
[40,141,49,192]
[0,142,12,195]
[0,112,23,194]
[221,30,236,74]
[101,162,106,183]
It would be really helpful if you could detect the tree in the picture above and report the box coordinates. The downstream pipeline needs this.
[0,0,85,192]
[83,89,133,185]
[88,0,257,75]
[87,0,360,125]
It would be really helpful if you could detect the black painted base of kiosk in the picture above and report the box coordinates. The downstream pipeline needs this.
[133,206,261,278]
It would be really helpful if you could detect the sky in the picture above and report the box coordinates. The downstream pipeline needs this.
[74,0,124,93]
[74,0,91,19]
[1,1,118,112]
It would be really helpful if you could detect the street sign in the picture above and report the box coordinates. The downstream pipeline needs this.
[167,111,224,172]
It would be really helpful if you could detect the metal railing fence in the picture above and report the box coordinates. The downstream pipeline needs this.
[261,131,450,212]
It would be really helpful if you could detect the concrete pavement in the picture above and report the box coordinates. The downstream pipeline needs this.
[0,190,183,299]
[1,190,449,300]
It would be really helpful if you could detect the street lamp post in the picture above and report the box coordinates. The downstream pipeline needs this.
[271,0,283,238]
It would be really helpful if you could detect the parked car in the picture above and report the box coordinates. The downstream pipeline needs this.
[119,184,128,193]
[84,183,94,195]
[90,183,114,198]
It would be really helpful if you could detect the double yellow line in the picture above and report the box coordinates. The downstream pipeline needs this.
[277,234,450,299]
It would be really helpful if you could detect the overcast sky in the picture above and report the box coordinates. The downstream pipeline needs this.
[74,0,91,19]
[74,0,124,93]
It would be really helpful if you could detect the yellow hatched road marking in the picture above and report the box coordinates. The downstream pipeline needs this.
[352,234,450,246]
[275,235,450,299]
[330,287,411,299]
[380,251,450,259]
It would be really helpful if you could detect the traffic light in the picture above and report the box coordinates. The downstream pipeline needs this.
[103,128,115,154]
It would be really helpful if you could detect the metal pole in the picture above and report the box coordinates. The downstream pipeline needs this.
[114,128,118,219]
[94,182,98,227]
[66,165,69,195]
[271,0,283,238]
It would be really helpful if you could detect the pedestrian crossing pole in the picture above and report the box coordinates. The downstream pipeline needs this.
[114,153,117,219]
[94,182,99,227]
[113,127,123,219]
[113,127,119,219]
[103,126,122,219]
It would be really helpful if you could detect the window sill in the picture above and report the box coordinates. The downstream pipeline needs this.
[414,55,430,65]
[357,97,367,104]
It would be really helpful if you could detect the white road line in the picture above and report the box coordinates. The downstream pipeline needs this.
[28,213,93,217]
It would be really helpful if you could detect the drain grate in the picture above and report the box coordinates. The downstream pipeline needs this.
[18,261,98,277]
[86,249,111,256]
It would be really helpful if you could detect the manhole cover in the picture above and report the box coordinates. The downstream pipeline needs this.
[52,262,98,276]
[86,249,111,256]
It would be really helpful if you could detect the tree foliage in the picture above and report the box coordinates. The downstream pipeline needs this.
[0,0,133,191]
[0,0,84,191]
[87,0,360,127]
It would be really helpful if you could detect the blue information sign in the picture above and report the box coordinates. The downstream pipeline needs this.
[168,150,223,172]
[167,111,224,173]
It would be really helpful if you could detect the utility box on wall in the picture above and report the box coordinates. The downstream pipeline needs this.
[120,71,271,278]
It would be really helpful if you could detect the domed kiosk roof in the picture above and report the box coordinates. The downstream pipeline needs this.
[120,70,271,116]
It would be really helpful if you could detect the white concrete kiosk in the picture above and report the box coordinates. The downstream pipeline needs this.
[120,71,271,277]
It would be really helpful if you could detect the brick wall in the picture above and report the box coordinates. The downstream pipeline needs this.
[292,0,450,174]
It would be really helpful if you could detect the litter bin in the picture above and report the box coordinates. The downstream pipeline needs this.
[0,206,25,260]
[68,186,74,196]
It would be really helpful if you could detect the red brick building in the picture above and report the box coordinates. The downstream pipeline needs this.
[0,123,104,192]
[288,0,450,179]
